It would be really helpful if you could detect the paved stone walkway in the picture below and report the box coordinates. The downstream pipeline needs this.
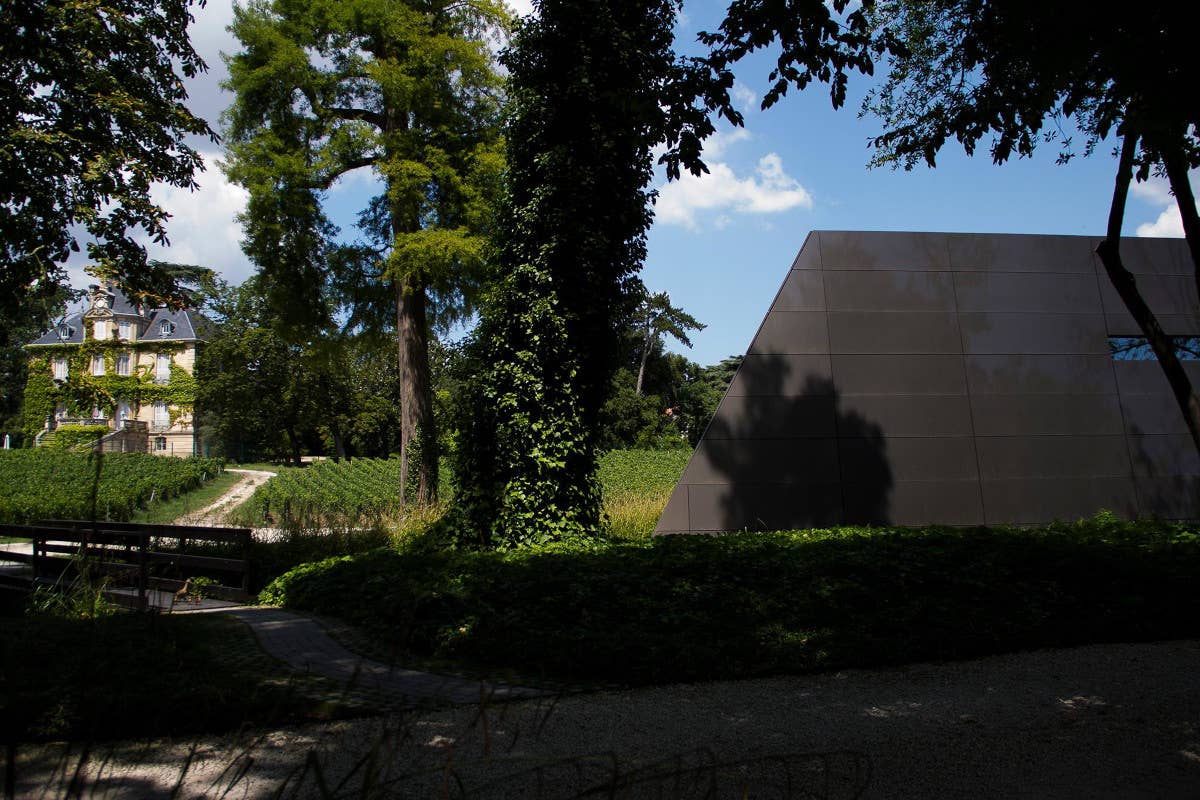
[216,605,548,708]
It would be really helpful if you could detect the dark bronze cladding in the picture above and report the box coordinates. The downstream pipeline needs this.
[655,231,1200,533]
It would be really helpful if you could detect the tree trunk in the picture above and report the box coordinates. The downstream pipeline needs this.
[331,423,346,462]
[1097,132,1200,456]
[286,425,302,465]
[635,322,653,396]
[1158,141,1200,299]
[397,275,438,508]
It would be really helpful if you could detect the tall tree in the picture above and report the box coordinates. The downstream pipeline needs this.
[223,0,507,504]
[632,290,705,395]
[0,0,216,345]
[454,0,704,547]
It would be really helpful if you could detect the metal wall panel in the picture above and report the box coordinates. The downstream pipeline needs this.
[654,231,1199,534]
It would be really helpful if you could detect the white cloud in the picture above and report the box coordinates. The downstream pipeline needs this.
[1132,168,1199,238]
[702,128,751,159]
[655,152,813,230]
[732,82,758,114]
[136,151,254,284]
[1136,206,1185,238]
[506,0,535,16]
[1131,176,1174,207]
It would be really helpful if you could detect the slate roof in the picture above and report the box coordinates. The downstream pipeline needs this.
[144,307,216,343]
[28,313,85,346]
[98,285,143,316]
[26,284,216,346]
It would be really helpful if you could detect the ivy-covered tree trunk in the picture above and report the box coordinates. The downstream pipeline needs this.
[453,0,686,547]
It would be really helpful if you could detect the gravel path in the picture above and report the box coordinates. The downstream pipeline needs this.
[12,639,1200,798]
[174,468,275,526]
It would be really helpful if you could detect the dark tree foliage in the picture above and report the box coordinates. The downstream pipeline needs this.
[600,355,728,451]
[0,288,70,442]
[0,0,216,345]
[453,0,697,548]
[196,280,314,464]
[656,0,897,176]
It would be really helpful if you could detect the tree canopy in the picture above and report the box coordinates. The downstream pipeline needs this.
[0,0,216,345]
[632,290,705,396]
[223,0,508,501]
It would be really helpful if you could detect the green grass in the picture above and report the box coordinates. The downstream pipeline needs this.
[260,514,1200,687]
[129,469,243,524]
[598,449,691,539]
[0,612,352,742]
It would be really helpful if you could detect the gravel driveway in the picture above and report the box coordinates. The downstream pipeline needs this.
[12,639,1200,798]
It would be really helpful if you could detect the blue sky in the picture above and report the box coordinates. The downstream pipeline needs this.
[69,0,1192,367]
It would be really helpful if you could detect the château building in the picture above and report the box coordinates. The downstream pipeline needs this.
[25,281,214,456]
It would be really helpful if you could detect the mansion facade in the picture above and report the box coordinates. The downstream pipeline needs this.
[26,282,214,457]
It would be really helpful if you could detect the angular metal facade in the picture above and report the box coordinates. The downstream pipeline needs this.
[655,231,1200,533]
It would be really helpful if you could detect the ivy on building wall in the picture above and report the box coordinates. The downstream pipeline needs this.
[21,341,198,438]
[22,356,56,437]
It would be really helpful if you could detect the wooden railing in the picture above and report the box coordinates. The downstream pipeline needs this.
[0,520,252,609]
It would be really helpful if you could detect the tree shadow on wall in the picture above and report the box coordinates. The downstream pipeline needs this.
[700,352,893,531]
[1126,420,1200,520]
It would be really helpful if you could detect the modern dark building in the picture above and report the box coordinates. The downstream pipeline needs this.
[655,231,1200,534]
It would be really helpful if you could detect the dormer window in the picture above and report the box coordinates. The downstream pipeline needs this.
[159,320,175,337]
[56,324,73,341]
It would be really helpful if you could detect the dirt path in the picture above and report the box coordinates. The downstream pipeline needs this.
[174,468,275,526]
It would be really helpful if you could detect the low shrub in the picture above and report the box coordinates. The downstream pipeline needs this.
[260,514,1200,686]
[49,424,110,450]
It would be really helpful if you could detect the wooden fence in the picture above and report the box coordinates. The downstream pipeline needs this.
[0,520,252,609]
